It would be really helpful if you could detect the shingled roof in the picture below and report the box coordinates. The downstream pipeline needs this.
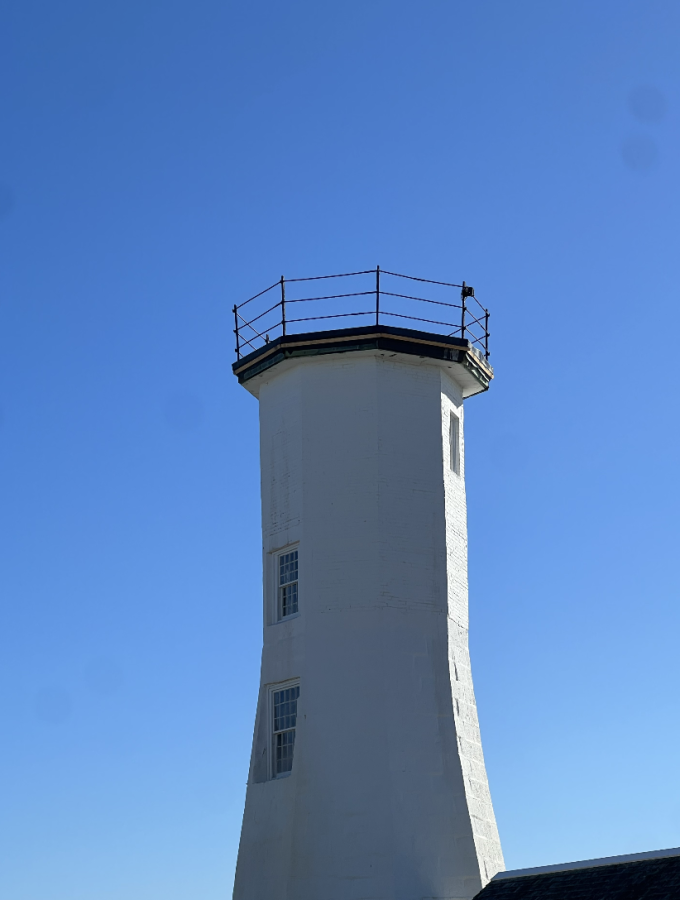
[475,847,680,900]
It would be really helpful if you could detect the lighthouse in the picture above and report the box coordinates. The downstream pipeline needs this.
[231,268,504,900]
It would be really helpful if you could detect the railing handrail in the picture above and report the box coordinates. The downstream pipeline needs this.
[233,268,490,361]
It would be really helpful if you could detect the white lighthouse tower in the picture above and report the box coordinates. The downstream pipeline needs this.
[231,269,504,900]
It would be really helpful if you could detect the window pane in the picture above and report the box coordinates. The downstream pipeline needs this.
[273,686,299,732]
[280,582,298,617]
[276,729,295,774]
[279,550,298,586]
[450,412,460,474]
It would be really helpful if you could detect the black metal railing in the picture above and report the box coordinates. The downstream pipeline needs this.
[233,268,490,360]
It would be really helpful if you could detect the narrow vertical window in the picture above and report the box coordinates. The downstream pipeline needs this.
[278,549,298,618]
[272,684,300,777]
[449,412,460,475]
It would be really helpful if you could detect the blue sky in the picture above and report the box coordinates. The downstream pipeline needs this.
[1,1,679,897]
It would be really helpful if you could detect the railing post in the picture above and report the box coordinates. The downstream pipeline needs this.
[461,282,467,341]
[485,309,490,358]
[376,265,380,326]
[233,305,240,358]
[281,276,286,336]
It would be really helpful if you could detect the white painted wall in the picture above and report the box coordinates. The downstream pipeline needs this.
[233,349,504,900]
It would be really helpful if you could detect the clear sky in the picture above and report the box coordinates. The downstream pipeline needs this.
[1,1,679,898]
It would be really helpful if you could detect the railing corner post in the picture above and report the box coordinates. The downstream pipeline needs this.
[281,276,286,336]
[376,265,380,326]
[461,282,467,341]
[233,304,240,358]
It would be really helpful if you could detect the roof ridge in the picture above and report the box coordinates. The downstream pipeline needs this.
[493,846,680,880]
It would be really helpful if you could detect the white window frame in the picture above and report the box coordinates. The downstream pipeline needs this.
[270,544,300,623]
[449,410,460,475]
[268,679,300,780]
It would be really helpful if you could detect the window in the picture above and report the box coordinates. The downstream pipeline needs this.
[449,412,460,475]
[272,684,300,777]
[278,549,298,618]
